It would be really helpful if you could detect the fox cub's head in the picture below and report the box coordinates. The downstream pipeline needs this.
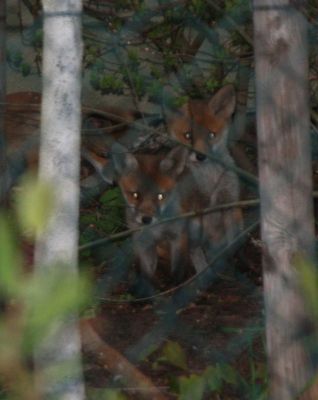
[165,84,236,162]
[111,143,188,226]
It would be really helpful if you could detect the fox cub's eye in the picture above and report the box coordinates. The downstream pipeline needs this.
[209,131,216,139]
[184,131,192,141]
[157,193,165,201]
[132,192,139,199]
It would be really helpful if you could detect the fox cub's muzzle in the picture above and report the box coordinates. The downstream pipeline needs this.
[141,215,153,225]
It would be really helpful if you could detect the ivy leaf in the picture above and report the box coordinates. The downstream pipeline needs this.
[178,374,205,400]
[161,340,187,370]
[218,363,238,385]
[99,187,125,234]
[203,366,223,392]
[0,214,22,295]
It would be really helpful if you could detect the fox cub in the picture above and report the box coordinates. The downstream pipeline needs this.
[111,143,210,292]
[165,84,243,256]
[110,85,242,293]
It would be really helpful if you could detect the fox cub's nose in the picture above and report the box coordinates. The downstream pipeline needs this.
[196,152,206,161]
[141,215,153,225]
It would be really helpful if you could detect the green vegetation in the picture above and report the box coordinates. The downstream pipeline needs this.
[0,177,91,399]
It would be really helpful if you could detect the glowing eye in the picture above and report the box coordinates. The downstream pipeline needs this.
[184,131,192,140]
[158,193,164,201]
[132,192,139,199]
[209,131,216,139]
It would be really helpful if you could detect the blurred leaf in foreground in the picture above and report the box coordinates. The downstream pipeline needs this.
[294,255,318,321]
[0,214,23,296]
[14,174,55,237]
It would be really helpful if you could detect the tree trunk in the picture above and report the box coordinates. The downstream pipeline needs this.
[34,1,84,399]
[253,1,316,399]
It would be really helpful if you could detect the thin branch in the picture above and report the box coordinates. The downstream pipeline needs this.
[21,0,41,18]
[80,188,318,253]
[80,318,169,400]
[206,0,253,47]
[97,219,259,303]
[79,197,261,252]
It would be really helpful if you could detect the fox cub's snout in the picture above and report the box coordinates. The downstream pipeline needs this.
[165,84,236,160]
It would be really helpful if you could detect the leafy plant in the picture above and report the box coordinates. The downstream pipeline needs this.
[178,374,206,400]
[87,388,128,400]
[14,173,55,237]
[295,256,318,321]
[81,187,125,236]
[0,177,91,399]
[159,340,188,370]
[173,359,267,399]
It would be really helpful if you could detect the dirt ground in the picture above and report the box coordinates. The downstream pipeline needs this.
[82,224,265,400]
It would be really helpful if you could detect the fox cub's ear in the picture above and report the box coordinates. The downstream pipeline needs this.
[208,84,236,120]
[111,143,138,174]
[160,145,189,176]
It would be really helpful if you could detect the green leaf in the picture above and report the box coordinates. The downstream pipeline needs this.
[23,268,91,348]
[203,363,237,392]
[0,214,22,295]
[172,95,188,108]
[98,188,125,234]
[127,49,139,64]
[295,256,318,320]
[14,174,55,237]
[205,79,218,92]
[161,340,187,370]
[218,363,238,385]
[190,0,205,14]
[33,29,43,46]
[21,62,31,76]
[100,187,124,207]
[100,74,114,90]
[87,388,128,400]
[178,374,205,400]
[203,366,223,392]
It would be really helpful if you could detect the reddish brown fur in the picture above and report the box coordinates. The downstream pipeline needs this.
[165,85,244,260]
[119,154,177,192]
[118,152,180,220]
[166,85,236,157]
[190,100,226,133]
[113,146,209,283]
[167,100,226,156]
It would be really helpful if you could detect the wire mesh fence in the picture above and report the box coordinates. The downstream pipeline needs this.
[1,1,318,399]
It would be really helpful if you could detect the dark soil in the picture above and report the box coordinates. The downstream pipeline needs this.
[82,224,265,400]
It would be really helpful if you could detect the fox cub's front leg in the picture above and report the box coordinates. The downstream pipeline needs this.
[131,231,159,298]
[170,229,190,284]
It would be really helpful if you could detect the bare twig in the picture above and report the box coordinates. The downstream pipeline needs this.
[97,219,259,303]
[79,197,260,252]
[80,318,168,400]
[206,0,253,47]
